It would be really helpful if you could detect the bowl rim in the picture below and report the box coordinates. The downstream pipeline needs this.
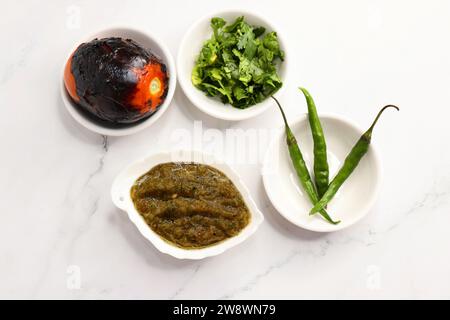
[262,112,383,232]
[111,149,265,259]
[177,9,289,121]
[60,26,177,136]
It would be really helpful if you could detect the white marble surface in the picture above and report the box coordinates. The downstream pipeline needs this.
[1,0,450,299]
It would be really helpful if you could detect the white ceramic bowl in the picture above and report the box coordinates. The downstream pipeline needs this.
[60,27,176,136]
[177,10,288,121]
[263,114,382,232]
[111,150,264,259]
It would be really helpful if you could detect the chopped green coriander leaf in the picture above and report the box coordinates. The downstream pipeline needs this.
[191,16,284,109]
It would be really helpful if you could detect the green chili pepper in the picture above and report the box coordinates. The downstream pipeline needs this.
[272,96,340,225]
[309,105,399,215]
[299,87,329,198]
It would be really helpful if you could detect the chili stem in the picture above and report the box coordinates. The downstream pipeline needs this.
[309,105,399,215]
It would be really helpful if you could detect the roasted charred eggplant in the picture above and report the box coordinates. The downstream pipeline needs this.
[64,37,169,124]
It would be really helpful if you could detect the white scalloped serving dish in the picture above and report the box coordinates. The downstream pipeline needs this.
[111,150,264,259]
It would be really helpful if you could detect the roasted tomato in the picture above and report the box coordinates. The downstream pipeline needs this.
[64,37,168,124]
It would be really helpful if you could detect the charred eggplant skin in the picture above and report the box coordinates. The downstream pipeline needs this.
[64,37,168,124]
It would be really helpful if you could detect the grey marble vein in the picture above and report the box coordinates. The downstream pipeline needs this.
[84,136,109,187]
[169,264,201,300]
[0,40,36,85]
[220,240,332,299]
